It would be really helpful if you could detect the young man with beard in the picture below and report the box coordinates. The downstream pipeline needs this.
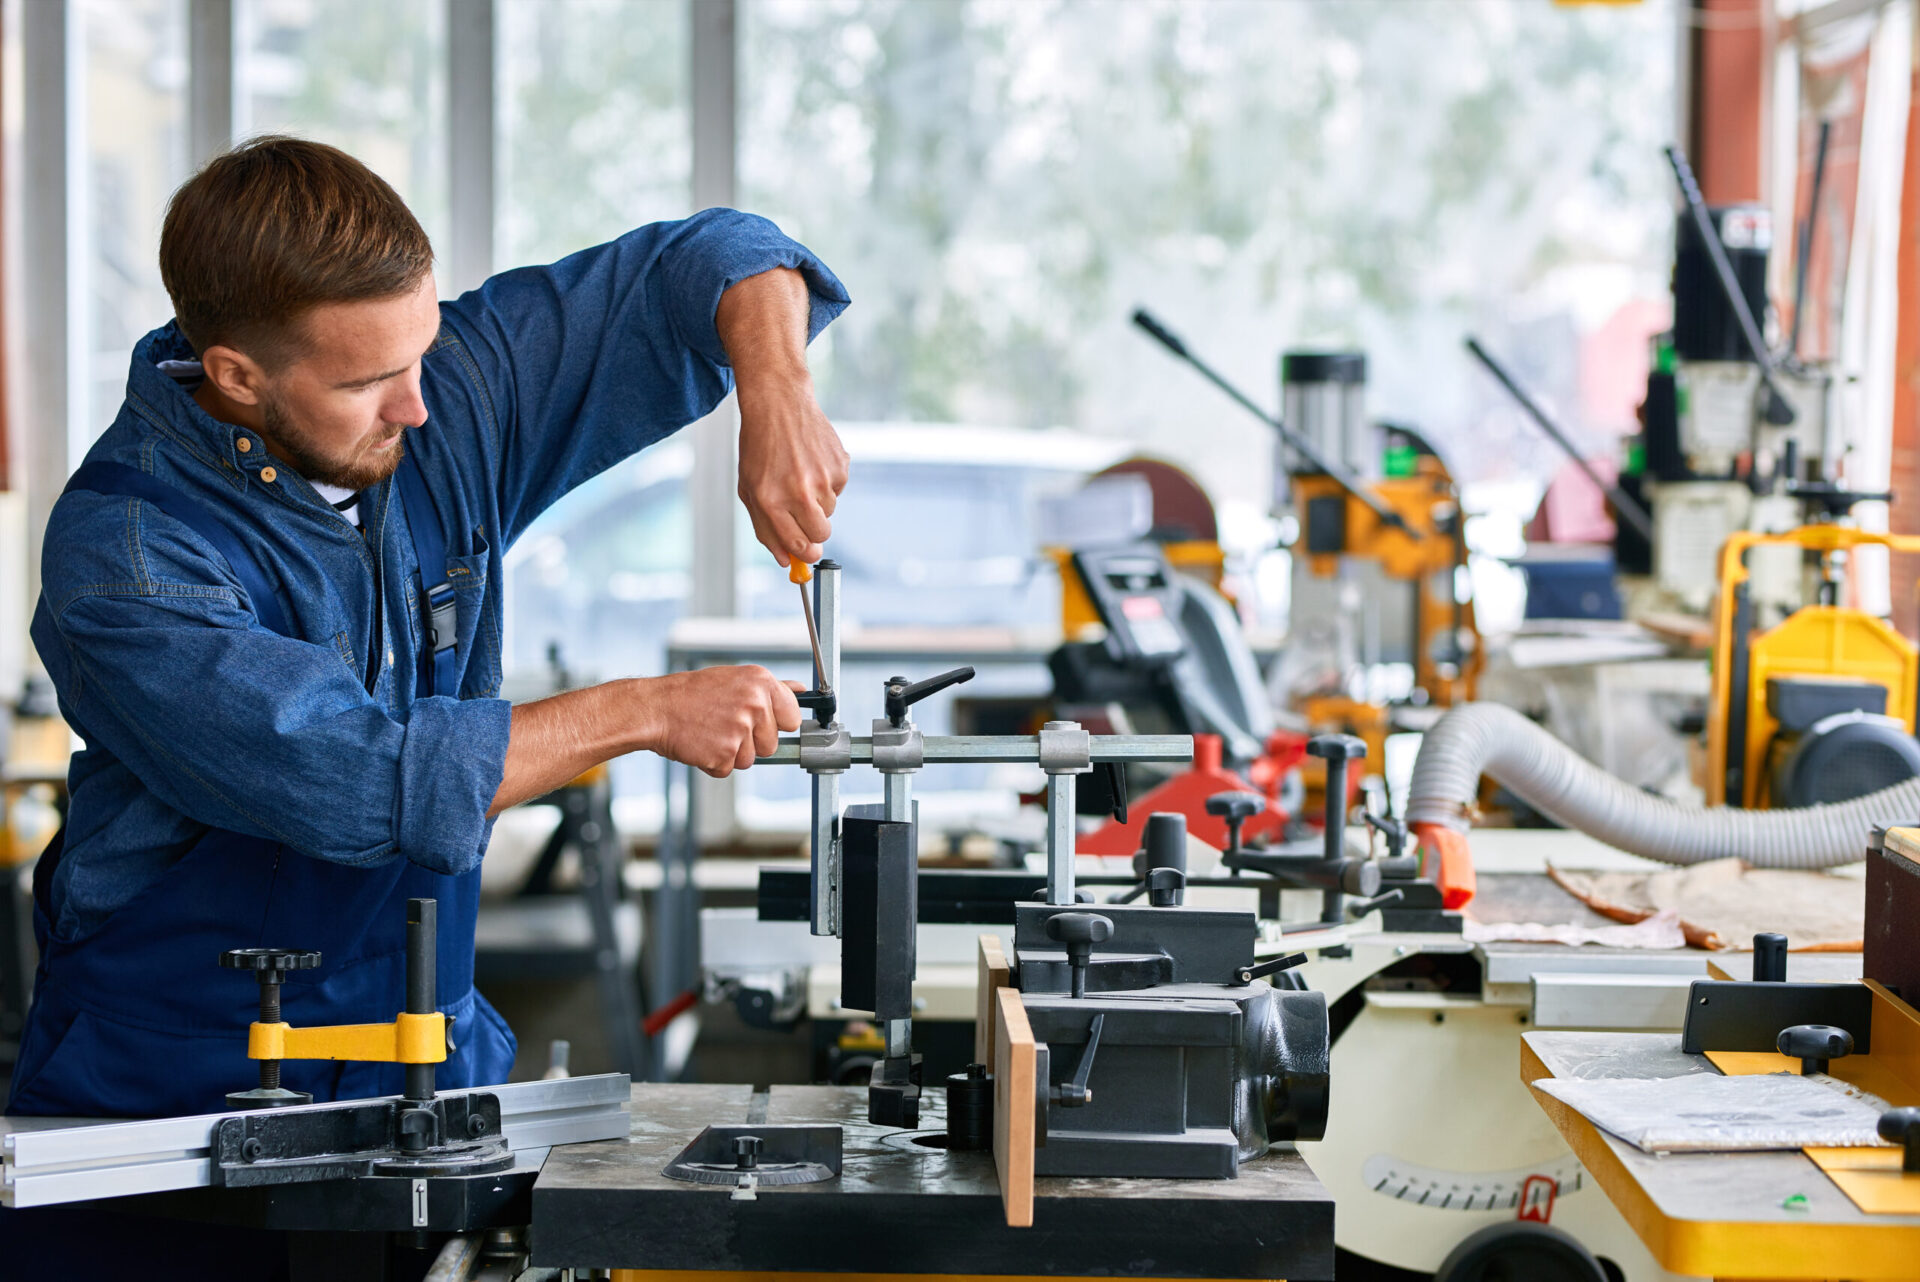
[9,136,850,1131]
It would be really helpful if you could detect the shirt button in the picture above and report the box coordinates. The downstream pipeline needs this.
[260,466,278,484]
[236,437,252,453]
[386,649,395,666]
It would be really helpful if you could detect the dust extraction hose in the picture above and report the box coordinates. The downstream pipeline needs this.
[1405,703,1911,906]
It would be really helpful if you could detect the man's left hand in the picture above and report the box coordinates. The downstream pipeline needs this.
[737,373,848,567]
[718,266,849,567]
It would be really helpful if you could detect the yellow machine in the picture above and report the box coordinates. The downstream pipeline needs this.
[1290,455,1483,712]
[1706,525,1920,808]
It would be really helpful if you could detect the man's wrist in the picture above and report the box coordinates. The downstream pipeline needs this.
[734,359,814,410]
[613,676,664,757]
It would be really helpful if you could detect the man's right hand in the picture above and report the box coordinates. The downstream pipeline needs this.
[640,666,803,778]
[489,665,804,817]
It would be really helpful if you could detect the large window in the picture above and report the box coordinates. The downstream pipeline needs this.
[741,0,1678,542]
[497,0,690,270]
[240,0,451,252]
[79,0,187,446]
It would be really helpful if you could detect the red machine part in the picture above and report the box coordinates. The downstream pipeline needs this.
[1078,734,1293,855]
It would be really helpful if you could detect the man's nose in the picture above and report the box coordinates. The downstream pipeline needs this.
[384,375,428,428]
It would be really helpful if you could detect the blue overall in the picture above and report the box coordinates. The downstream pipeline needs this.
[6,457,506,1119]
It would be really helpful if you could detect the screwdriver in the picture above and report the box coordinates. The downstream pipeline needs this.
[791,560,830,697]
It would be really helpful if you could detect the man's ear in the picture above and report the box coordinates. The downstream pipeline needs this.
[198,343,268,408]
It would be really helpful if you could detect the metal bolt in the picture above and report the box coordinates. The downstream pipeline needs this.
[467,1113,489,1137]
[241,1137,264,1163]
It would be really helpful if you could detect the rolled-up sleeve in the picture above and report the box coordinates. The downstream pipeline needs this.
[46,585,509,876]
[438,208,850,542]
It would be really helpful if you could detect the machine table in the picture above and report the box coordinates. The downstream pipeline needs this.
[531,1083,1335,1279]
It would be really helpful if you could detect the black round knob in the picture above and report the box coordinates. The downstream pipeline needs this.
[1880,1107,1920,1172]
[1306,734,1368,763]
[220,949,321,973]
[1148,866,1187,908]
[733,1135,762,1170]
[1046,912,1115,947]
[1205,792,1264,821]
[1777,1023,1853,1075]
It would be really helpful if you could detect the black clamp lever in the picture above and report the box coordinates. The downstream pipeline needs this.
[795,688,838,727]
[1233,952,1310,987]
[1361,807,1408,861]
[1050,1014,1104,1108]
[883,666,975,727]
[1778,1023,1854,1076]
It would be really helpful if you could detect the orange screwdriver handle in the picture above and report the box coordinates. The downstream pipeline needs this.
[790,561,813,585]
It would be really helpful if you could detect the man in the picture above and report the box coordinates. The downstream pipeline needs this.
[8,136,850,1119]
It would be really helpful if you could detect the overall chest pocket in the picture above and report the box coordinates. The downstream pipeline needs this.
[443,528,500,699]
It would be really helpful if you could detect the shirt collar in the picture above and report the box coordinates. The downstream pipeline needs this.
[128,321,276,487]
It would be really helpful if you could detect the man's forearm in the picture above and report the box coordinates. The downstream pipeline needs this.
[488,681,652,816]
[716,266,812,390]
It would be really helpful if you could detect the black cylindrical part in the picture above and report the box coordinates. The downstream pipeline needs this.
[1754,932,1789,982]
[1144,813,1187,875]
[260,1059,281,1091]
[407,898,437,1014]
[1322,761,1349,860]
[406,898,438,1102]
[1673,205,1771,362]
[945,1064,994,1151]
[259,976,282,1024]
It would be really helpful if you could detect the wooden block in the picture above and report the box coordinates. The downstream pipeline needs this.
[976,934,1009,1071]
[992,984,1036,1228]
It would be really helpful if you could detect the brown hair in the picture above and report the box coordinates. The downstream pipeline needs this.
[159,136,434,365]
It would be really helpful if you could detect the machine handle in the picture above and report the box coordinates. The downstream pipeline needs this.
[1234,952,1310,987]
[884,666,976,725]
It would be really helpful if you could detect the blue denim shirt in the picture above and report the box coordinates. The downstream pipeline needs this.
[33,209,848,940]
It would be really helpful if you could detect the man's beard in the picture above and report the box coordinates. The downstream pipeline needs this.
[261,396,411,491]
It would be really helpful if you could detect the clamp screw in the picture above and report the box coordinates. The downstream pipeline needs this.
[733,1135,763,1170]
[466,1113,489,1137]
[241,1137,264,1163]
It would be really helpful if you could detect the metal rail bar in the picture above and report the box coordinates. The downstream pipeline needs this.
[2,1073,630,1209]
[757,734,1194,767]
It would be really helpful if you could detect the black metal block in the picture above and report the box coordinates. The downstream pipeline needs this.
[1680,980,1874,1055]
[839,808,917,1020]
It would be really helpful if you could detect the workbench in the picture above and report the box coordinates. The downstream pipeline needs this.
[1523,1030,1920,1280]
[530,1082,1336,1279]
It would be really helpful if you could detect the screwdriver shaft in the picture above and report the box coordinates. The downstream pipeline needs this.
[799,580,830,693]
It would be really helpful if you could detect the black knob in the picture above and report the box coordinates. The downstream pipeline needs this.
[1879,1107,1920,1173]
[221,949,321,973]
[1148,866,1187,908]
[1205,791,1263,857]
[1777,1023,1853,1075]
[1046,912,1114,998]
[733,1134,763,1170]
[1753,933,1788,982]
[1306,734,1367,764]
[883,666,975,725]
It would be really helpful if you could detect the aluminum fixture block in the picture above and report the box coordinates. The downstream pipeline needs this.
[1,1073,631,1209]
